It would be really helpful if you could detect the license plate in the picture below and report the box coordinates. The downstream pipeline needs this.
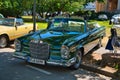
[27,57,45,65]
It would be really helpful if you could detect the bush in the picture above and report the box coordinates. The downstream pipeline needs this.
[74,10,119,20]
[96,11,112,19]
[73,10,96,20]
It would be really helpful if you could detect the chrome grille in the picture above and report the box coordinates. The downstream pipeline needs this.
[29,41,49,60]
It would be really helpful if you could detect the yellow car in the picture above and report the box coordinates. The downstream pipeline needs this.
[0,18,37,48]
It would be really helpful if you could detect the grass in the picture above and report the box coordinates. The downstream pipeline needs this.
[97,20,112,37]
[37,22,48,29]
[22,16,48,30]
[22,16,32,19]
[93,20,112,29]
[26,22,47,30]
[90,20,112,37]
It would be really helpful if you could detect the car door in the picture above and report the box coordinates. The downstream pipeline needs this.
[5,25,17,40]
[14,19,30,38]
[2,18,17,40]
[83,23,100,54]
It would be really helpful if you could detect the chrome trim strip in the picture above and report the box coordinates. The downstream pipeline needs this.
[13,52,28,60]
[46,57,76,67]
[13,54,27,60]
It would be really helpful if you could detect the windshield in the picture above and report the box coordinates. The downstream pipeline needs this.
[0,18,14,26]
[49,18,85,32]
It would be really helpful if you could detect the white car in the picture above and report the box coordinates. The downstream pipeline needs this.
[112,14,120,18]
[98,14,108,20]
[111,14,120,24]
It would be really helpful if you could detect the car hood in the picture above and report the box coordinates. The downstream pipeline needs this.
[21,30,81,45]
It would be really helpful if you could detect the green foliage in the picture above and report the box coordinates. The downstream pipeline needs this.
[70,2,84,12]
[0,0,104,17]
[115,63,119,69]
[0,1,19,17]
[85,0,104,3]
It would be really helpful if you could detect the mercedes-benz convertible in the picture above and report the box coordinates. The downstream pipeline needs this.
[13,17,105,69]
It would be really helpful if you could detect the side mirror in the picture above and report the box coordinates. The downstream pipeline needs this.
[15,24,17,30]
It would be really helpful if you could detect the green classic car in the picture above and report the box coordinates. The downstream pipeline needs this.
[13,17,105,69]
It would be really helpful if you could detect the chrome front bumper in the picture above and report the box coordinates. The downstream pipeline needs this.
[46,57,76,67]
[13,52,28,60]
[13,52,76,67]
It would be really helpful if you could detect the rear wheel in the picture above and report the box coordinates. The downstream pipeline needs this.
[0,35,9,48]
[71,50,82,70]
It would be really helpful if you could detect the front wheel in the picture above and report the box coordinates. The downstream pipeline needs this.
[71,50,82,70]
[0,35,8,48]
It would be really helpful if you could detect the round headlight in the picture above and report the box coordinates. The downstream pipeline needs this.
[61,45,70,59]
[14,39,21,51]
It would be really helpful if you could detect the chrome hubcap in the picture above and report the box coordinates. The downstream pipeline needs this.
[0,37,7,47]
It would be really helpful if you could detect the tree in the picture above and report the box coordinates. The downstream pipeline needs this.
[0,0,104,17]
[35,0,104,18]
[35,0,84,18]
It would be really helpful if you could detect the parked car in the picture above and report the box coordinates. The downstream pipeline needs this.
[13,17,105,69]
[0,18,37,48]
[98,14,108,20]
[111,14,120,24]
